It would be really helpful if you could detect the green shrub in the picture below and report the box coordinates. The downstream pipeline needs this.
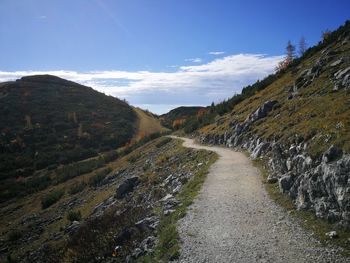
[67,210,82,222]
[55,157,105,184]
[102,150,119,162]
[127,153,141,163]
[68,182,86,195]
[41,189,65,209]
[88,167,112,187]
[156,137,172,148]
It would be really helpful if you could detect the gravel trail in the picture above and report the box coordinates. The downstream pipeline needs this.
[173,136,348,263]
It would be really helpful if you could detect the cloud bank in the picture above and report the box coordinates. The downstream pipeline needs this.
[0,53,283,114]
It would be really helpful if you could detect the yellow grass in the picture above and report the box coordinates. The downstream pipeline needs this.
[131,107,169,143]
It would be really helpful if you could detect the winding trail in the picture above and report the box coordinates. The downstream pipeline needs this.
[172,136,347,263]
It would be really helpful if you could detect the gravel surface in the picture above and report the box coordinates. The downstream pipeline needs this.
[173,137,348,263]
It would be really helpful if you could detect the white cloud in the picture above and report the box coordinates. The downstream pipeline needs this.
[0,53,283,114]
[38,15,47,19]
[185,58,202,63]
[208,51,225,55]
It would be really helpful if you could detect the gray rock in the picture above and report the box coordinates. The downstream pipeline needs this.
[135,216,159,231]
[331,59,343,67]
[161,194,181,210]
[251,142,270,159]
[64,220,80,234]
[245,100,278,123]
[279,173,295,193]
[140,236,156,253]
[116,177,140,199]
[325,231,338,239]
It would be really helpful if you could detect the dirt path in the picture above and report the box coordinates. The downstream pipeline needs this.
[172,136,347,263]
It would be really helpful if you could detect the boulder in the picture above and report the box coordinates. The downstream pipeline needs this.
[268,143,287,174]
[116,177,140,199]
[251,142,270,159]
[279,173,295,193]
[245,100,278,123]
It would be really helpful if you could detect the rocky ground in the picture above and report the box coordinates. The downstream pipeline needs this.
[0,137,216,262]
[174,137,349,263]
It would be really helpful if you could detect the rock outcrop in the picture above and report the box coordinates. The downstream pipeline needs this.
[200,100,350,229]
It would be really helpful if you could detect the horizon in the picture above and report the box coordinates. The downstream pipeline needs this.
[1,0,349,114]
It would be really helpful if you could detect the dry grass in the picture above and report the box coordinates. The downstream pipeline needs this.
[199,38,350,157]
[132,107,170,143]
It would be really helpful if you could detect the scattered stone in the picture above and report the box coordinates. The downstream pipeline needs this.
[325,231,338,239]
[140,236,156,253]
[135,216,159,231]
[164,209,176,216]
[64,220,80,234]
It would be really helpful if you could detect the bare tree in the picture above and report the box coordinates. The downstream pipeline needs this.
[298,36,307,56]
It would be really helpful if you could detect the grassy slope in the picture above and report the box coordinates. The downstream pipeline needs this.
[200,35,350,158]
[197,26,350,252]
[132,107,170,142]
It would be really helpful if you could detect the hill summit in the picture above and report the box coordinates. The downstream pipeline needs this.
[0,75,137,197]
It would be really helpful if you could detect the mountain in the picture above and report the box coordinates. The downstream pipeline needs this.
[192,21,350,227]
[0,75,166,201]
[160,106,205,129]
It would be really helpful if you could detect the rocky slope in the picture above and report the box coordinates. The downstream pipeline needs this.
[0,137,215,262]
[198,21,350,228]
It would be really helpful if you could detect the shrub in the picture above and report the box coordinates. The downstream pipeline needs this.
[41,189,65,209]
[55,157,105,184]
[156,137,172,148]
[88,167,112,187]
[68,182,86,195]
[67,210,82,222]
[127,153,141,163]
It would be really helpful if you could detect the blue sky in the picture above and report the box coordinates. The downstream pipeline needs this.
[1,0,349,113]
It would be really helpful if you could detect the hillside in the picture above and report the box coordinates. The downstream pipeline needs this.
[160,106,205,129]
[0,75,169,203]
[195,21,350,228]
[0,137,216,262]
